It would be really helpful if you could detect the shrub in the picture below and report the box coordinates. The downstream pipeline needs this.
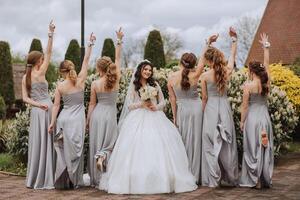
[0,41,15,107]
[101,38,115,62]
[0,96,6,120]
[270,64,300,114]
[65,39,81,74]
[28,38,43,53]
[144,30,166,69]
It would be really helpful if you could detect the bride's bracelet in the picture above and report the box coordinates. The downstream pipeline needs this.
[87,41,95,47]
[117,38,123,45]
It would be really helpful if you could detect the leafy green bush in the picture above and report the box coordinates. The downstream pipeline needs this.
[101,38,115,62]
[65,39,81,74]
[0,41,15,107]
[144,30,166,69]
[28,38,43,53]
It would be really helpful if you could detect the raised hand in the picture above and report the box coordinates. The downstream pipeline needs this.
[208,34,219,44]
[229,26,237,38]
[89,32,96,43]
[49,20,55,33]
[116,27,124,40]
[259,33,269,46]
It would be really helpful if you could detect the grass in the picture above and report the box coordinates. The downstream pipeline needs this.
[0,153,26,176]
[286,142,300,153]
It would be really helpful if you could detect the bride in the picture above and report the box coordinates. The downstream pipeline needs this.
[98,60,197,194]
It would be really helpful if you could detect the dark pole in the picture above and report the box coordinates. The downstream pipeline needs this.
[80,0,85,66]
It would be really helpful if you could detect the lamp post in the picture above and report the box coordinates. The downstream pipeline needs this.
[80,0,85,65]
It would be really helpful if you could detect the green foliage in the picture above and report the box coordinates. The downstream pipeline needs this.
[12,54,25,64]
[0,153,26,176]
[46,62,58,89]
[101,38,115,62]
[290,57,300,77]
[29,38,43,53]
[0,120,10,152]
[0,96,6,120]
[165,60,179,69]
[0,41,15,106]
[144,30,166,69]
[7,106,30,163]
[65,39,81,74]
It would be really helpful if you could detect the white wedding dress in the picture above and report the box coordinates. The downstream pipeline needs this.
[99,83,197,194]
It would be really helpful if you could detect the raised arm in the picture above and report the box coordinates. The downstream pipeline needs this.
[40,20,55,75]
[21,76,48,110]
[86,82,97,130]
[194,34,219,78]
[77,33,96,84]
[201,75,208,111]
[167,75,177,124]
[48,86,61,133]
[226,27,238,75]
[115,27,124,78]
[259,33,270,79]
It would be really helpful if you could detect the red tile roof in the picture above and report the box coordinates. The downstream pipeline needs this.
[246,0,300,65]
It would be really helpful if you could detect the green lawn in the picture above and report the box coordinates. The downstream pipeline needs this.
[0,153,26,176]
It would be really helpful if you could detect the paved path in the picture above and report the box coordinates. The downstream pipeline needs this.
[1,153,300,200]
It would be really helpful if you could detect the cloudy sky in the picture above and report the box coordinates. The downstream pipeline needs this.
[0,0,268,64]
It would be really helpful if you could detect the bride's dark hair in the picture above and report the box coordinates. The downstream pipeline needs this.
[133,60,156,96]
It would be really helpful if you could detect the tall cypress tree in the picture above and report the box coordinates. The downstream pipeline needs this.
[65,39,81,73]
[101,38,115,62]
[29,38,43,53]
[0,41,15,106]
[144,30,166,69]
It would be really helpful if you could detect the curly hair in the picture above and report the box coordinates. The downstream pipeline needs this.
[133,60,156,96]
[249,61,269,96]
[59,60,77,85]
[204,47,227,94]
[96,56,118,90]
[180,53,197,91]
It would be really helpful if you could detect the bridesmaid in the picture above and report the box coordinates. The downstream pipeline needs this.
[22,20,55,189]
[87,28,123,187]
[167,37,215,184]
[240,33,273,189]
[48,33,96,189]
[201,27,238,187]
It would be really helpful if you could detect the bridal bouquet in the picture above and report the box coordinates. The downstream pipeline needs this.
[139,85,158,101]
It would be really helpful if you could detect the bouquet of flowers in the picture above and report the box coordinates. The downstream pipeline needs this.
[139,85,158,102]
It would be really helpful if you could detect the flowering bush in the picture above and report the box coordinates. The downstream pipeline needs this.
[270,64,300,114]
[8,66,299,162]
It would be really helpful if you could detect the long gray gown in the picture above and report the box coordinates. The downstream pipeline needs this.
[240,93,274,187]
[201,82,238,187]
[173,85,202,184]
[54,91,85,189]
[26,82,55,189]
[88,91,118,187]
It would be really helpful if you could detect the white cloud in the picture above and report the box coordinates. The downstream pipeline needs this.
[0,0,268,64]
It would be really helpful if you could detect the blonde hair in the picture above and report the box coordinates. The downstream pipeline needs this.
[25,51,43,95]
[59,60,77,85]
[96,56,117,90]
[204,47,227,94]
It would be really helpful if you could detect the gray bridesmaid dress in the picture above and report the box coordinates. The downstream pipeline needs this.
[240,93,274,187]
[201,82,238,187]
[54,91,85,189]
[88,91,118,187]
[173,85,202,184]
[26,82,55,189]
